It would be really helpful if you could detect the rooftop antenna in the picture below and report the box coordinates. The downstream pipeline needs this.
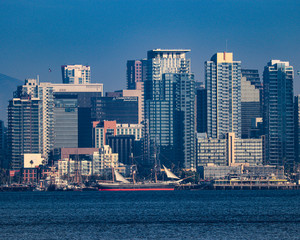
[37,75,39,85]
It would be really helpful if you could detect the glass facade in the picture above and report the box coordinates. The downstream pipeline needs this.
[54,96,78,148]
[92,97,139,124]
[263,60,294,167]
[144,49,195,169]
[241,76,261,138]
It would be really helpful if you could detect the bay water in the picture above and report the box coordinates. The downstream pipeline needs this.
[0,190,300,239]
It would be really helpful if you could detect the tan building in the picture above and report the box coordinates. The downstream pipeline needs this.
[197,132,263,167]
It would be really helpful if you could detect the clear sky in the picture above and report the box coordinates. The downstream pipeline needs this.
[1,0,299,93]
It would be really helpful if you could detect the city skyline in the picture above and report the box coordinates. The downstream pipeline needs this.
[0,0,299,94]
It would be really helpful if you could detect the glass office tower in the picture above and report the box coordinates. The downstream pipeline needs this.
[263,60,294,167]
[144,49,195,169]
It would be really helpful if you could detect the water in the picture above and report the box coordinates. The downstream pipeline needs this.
[0,191,300,239]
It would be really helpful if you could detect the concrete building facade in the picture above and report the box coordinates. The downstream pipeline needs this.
[197,132,263,167]
[61,65,91,84]
[205,52,242,139]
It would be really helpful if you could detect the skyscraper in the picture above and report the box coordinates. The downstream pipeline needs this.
[241,69,261,89]
[92,96,139,124]
[196,82,207,133]
[8,96,40,170]
[53,94,78,149]
[144,49,195,169]
[61,65,91,84]
[205,52,242,139]
[0,120,5,169]
[294,95,300,163]
[126,60,147,90]
[263,60,294,167]
[241,76,260,138]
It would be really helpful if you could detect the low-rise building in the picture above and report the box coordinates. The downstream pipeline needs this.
[197,132,263,167]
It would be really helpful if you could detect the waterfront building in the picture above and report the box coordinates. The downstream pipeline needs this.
[241,76,261,138]
[197,132,263,167]
[22,153,45,184]
[196,82,207,133]
[92,145,125,175]
[294,95,300,163]
[198,165,242,179]
[144,49,195,169]
[127,60,147,90]
[55,148,99,178]
[57,159,92,177]
[198,165,284,180]
[92,96,139,124]
[205,52,242,139]
[8,96,40,170]
[61,64,91,84]
[263,60,294,167]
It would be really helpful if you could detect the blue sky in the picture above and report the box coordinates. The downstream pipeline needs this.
[1,0,299,93]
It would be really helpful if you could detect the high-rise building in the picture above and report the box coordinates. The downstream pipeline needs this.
[241,69,261,89]
[294,95,300,163]
[205,52,242,139]
[61,65,91,84]
[14,79,54,161]
[263,60,294,167]
[92,96,139,124]
[0,120,5,168]
[241,76,260,138]
[127,60,147,90]
[8,96,40,170]
[106,89,144,124]
[196,82,207,133]
[53,94,78,149]
[144,49,195,169]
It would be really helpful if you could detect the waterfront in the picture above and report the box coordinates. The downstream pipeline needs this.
[0,191,300,240]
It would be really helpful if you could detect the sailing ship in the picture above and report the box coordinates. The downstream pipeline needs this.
[97,165,183,191]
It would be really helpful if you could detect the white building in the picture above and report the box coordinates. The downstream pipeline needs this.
[15,79,103,162]
[92,145,126,175]
[94,121,142,148]
[57,159,92,177]
[61,64,91,84]
[205,52,242,139]
[23,153,45,168]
